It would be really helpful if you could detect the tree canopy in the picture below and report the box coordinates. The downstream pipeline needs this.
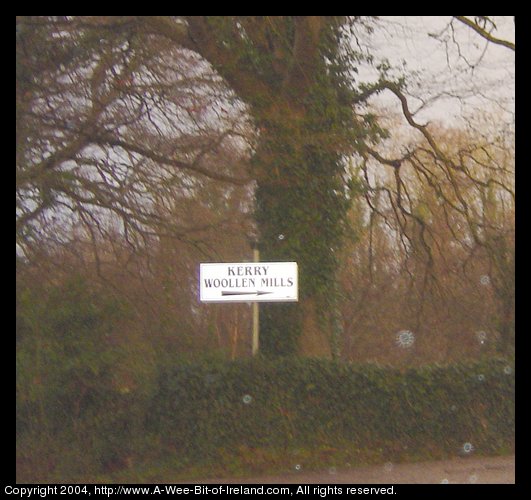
[16,16,514,358]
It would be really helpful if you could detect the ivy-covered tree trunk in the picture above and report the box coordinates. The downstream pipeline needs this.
[252,96,351,357]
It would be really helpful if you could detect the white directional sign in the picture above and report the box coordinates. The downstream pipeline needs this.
[199,262,298,303]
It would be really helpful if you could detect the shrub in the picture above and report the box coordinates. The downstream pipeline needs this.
[150,356,514,461]
[16,275,157,477]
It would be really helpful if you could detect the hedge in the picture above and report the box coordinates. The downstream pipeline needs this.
[148,356,514,462]
[16,274,515,480]
[16,354,514,479]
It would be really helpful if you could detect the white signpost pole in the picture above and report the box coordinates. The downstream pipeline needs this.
[252,245,260,356]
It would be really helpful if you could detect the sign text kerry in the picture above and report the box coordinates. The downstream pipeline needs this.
[199,262,298,303]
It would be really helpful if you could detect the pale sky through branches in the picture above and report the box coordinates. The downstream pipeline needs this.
[357,16,515,127]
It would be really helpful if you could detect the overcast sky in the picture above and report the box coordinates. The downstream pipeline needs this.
[357,16,515,128]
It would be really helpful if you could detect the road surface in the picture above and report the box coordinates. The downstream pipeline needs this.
[198,455,515,484]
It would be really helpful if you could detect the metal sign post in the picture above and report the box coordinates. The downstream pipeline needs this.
[252,246,260,356]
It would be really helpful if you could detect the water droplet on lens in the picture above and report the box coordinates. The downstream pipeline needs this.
[504,366,512,375]
[440,478,449,484]
[328,466,337,475]
[462,442,474,454]
[396,330,415,348]
[480,275,490,286]
[278,234,285,240]
[294,464,302,471]
[242,394,252,404]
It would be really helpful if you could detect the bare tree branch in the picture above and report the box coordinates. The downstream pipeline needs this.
[454,16,515,51]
